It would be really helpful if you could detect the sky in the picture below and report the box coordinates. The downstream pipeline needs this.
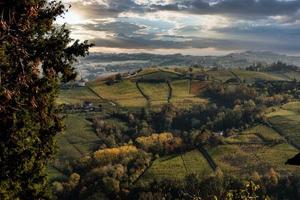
[58,0,300,56]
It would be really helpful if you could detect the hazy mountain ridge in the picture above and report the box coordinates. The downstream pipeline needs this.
[77,51,300,79]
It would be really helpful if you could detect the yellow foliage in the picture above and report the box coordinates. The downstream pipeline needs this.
[136,132,182,152]
[93,145,139,161]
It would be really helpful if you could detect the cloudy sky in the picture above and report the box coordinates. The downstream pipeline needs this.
[58,0,300,56]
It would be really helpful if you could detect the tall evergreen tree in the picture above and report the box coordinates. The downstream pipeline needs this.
[0,0,92,199]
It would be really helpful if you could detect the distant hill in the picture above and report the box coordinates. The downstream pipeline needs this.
[76,51,300,79]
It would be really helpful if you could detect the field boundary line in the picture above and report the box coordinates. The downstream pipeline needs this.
[180,154,188,173]
[86,84,120,107]
[135,80,151,107]
[198,146,218,172]
[264,121,300,151]
[130,159,155,187]
[64,137,85,156]
[230,70,242,83]
[166,80,173,103]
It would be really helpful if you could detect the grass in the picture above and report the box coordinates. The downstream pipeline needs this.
[138,150,212,185]
[244,125,285,142]
[209,143,300,177]
[171,80,208,108]
[57,87,103,105]
[207,70,235,82]
[266,101,300,148]
[224,134,263,144]
[138,82,170,106]
[90,80,146,108]
[281,101,300,113]
[48,113,101,180]
[131,68,182,80]
[89,76,208,109]
[231,70,284,82]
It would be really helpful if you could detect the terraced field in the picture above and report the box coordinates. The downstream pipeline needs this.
[138,150,212,186]
[267,101,300,149]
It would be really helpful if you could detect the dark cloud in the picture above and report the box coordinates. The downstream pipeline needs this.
[71,0,142,18]
[212,25,300,44]
[154,0,300,17]
[90,32,300,53]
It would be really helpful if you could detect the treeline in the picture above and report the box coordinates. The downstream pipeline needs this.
[130,169,300,200]
[246,61,299,72]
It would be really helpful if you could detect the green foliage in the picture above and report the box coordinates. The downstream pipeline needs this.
[0,0,92,198]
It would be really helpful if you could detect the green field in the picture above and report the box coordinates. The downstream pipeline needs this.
[89,70,208,109]
[138,150,213,186]
[209,143,300,177]
[267,101,300,148]
[207,70,235,82]
[139,82,170,106]
[134,70,182,81]
[90,80,146,108]
[244,125,285,142]
[49,113,100,180]
[171,80,208,108]
[231,70,285,82]
[57,87,103,105]
[224,133,263,144]
[129,68,183,81]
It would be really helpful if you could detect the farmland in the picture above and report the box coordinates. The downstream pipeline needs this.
[138,150,213,186]
[267,101,300,149]
[52,67,300,199]
[88,68,209,109]
[57,87,103,105]
[208,143,300,177]
[48,113,101,180]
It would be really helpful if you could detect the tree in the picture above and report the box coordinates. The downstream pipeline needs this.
[0,0,92,199]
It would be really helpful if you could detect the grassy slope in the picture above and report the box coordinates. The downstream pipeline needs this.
[209,143,300,177]
[267,101,300,148]
[57,87,103,105]
[207,70,234,82]
[138,150,212,185]
[171,80,208,108]
[139,82,169,106]
[213,123,300,177]
[49,114,101,180]
[90,80,146,108]
[231,70,285,82]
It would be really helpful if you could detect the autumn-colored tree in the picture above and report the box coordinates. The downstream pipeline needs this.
[0,0,92,199]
